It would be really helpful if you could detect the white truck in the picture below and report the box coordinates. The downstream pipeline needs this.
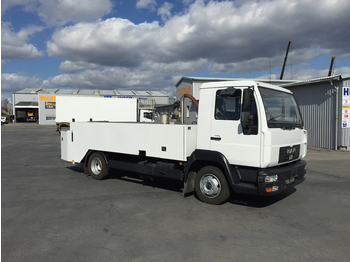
[61,80,307,205]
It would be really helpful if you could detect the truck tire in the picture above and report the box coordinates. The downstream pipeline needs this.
[195,166,230,205]
[88,152,109,180]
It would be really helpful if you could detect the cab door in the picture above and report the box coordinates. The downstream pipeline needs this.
[209,87,261,167]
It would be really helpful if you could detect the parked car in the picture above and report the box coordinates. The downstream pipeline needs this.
[1,116,9,124]
[27,116,38,122]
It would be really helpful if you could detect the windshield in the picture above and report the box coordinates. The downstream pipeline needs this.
[259,87,303,129]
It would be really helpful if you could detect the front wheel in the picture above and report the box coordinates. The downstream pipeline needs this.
[88,152,109,180]
[195,166,230,205]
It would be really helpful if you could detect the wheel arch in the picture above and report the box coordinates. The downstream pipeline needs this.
[183,150,239,194]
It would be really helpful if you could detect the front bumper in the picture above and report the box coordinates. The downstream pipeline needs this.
[257,160,306,195]
[231,160,306,196]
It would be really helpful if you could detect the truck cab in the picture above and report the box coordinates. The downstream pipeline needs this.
[197,81,307,166]
[184,81,307,203]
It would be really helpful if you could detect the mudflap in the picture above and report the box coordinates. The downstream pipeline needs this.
[183,171,196,197]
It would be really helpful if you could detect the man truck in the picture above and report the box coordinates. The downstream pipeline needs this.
[61,80,307,205]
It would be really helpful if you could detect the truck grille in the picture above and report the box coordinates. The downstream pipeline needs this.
[278,145,300,163]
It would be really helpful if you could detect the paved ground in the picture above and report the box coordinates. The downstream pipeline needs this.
[2,123,350,262]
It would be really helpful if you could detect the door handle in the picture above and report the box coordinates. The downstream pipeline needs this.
[210,136,221,141]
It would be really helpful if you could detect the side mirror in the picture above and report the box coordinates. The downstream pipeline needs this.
[241,87,258,135]
[241,113,258,135]
[243,88,254,111]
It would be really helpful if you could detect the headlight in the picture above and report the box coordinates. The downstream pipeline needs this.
[265,175,278,183]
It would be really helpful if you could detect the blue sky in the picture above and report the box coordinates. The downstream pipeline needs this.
[2,0,350,100]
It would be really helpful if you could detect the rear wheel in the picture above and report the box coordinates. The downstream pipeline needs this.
[88,152,109,180]
[195,166,230,205]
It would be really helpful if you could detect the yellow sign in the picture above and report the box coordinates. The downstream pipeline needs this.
[177,85,192,96]
[343,105,350,108]
[40,95,56,101]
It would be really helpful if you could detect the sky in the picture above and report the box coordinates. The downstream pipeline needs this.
[2,0,350,100]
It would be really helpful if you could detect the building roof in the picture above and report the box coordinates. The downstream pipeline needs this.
[176,76,296,87]
[280,75,343,87]
[15,102,39,107]
[15,88,43,94]
[14,88,167,97]
[340,73,350,79]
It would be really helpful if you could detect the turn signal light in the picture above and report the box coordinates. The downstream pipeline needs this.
[266,186,279,192]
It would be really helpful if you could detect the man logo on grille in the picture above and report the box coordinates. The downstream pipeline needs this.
[287,147,296,154]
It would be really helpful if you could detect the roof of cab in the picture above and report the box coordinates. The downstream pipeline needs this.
[200,80,293,94]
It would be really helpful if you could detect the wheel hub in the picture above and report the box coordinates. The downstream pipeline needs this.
[200,174,221,198]
[91,157,102,175]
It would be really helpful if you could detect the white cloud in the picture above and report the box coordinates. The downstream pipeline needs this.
[38,0,113,26]
[1,0,32,15]
[136,0,157,11]
[46,0,350,76]
[293,66,350,80]
[1,22,44,60]
[2,0,113,26]
[334,66,350,76]
[259,66,350,82]
[158,2,174,22]
[43,59,206,95]
[47,18,162,67]
[59,61,102,73]
[1,73,44,95]
[4,0,350,97]
[182,0,195,5]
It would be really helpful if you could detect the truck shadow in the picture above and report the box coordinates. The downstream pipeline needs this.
[66,165,183,193]
[66,164,84,173]
[67,165,297,207]
[228,188,297,208]
[109,170,184,193]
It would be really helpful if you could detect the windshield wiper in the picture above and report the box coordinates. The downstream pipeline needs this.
[269,115,284,121]
[281,124,296,130]
[268,123,281,128]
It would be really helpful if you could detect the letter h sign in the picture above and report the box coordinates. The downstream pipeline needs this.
[344,87,349,97]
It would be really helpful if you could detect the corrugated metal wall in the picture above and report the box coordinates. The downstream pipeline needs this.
[339,78,350,149]
[288,82,337,150]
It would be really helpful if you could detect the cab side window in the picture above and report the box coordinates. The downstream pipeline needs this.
[215,89,242,120]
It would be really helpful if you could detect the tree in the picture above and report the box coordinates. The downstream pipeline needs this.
[1,97,12,115]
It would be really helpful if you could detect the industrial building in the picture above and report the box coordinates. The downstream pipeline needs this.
[281,74,350,150]
[12,88,168,125]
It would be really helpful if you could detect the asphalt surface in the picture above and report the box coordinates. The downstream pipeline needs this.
[2,123,350,262]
